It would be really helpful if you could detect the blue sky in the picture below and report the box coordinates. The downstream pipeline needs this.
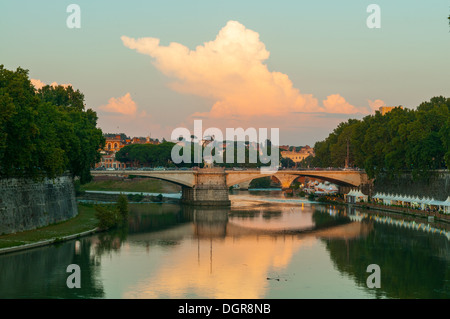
[1,1,449,145]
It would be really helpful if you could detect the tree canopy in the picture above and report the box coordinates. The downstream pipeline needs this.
[115,142,177,167]
[311,96,450,180]
[0,65,104,183]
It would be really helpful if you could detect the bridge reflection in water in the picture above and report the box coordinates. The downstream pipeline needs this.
[1,200,449,299]
[126,204,372,241]
[117,204,375,299]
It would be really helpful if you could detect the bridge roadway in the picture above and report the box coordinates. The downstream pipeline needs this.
[91,168,370,206]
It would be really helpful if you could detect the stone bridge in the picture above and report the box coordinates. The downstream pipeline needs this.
[91,168,370,206]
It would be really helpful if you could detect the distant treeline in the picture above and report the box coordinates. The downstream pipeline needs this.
[309,96,450,180]
[115,140,281,168]
[0,65,104,183]
[115,143,177,167]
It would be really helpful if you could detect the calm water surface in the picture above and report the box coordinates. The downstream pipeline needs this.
[0,190,449,299]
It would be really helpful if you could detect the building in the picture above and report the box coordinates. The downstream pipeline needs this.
[105,135,123,152]
[98,153,127,169]
[281,145,315,164]
[96,133,161,169]
[379,106,403,115]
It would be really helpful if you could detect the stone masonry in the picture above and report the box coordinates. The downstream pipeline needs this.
[0,175,78,235]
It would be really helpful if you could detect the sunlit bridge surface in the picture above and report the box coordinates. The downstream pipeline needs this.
[0,190,448,299]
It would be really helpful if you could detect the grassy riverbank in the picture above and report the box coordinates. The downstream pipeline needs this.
[80,177,181,193]
[0,203,99,250]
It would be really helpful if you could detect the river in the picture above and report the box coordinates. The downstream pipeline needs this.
[0,190,449,299]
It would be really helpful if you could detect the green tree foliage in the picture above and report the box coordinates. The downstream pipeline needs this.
[116,139,282,169]
[94,205,119,230]
[281,157,295,168]
[95,195,129,230]
[297,154,314,168]
[115,142,176,167]
[0,65,104,182]
[312,97,450,180]
[249,176,272,188]
[116,194,129,220]
[36,84,85,110]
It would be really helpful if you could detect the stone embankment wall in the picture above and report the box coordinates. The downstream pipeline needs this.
[373,171,450,201]
[0,175,78,235]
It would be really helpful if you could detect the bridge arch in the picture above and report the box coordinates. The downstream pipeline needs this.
[226,170,364,189]
[91,169,369,205]
[225,172,275,187]
[92,171,196,188]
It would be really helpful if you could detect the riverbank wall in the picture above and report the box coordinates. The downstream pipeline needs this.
[76,191,180,203]
[0,175,78,235]
[339,170,449,200]
[372,170,449,201]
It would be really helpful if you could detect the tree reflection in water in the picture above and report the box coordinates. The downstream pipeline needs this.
[1,201,448,298]
[323,219,450,299]
[0,239,104,298]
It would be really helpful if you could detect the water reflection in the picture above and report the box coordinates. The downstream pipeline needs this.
[0,196,449,299]
[0,239,104,299]
[324,221,450,298]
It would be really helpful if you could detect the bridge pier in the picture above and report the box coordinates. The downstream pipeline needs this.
[182,206,229,237]
[182,168,231,206]
[182,187,231,206]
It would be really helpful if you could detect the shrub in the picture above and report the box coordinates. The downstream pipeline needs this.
[74,179,85,196]
[95,205,119,230]
[317,197,328,203]
[127,193,144,202]
[116,194,129,220]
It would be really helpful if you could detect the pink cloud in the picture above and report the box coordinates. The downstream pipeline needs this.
[122,21,368,118]
[98,93,138,116]
[121,21,386,144]
[30,78,72,90]
[30,79,46,90]
[323,94,367,114]
[368,99,385,111]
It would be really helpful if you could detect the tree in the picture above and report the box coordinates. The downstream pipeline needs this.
[116,194,129,221]
[281,157,295,168]
[95,205,119,230]
[115,142,177,167]
[311,96,449,180]
[0,65,104,183]
[36,84,85,110]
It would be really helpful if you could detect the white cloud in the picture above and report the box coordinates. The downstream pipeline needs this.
[98,93,138,115]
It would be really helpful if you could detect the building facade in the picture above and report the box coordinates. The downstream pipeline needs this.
[95,134,161,169]
[281,145,315,164]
